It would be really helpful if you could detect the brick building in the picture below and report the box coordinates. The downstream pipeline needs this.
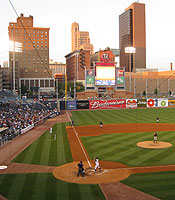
[65,49,90,83]
[8,13,52,92]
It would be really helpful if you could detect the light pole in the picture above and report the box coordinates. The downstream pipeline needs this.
[125,47,136,92]
[9,41,22,94]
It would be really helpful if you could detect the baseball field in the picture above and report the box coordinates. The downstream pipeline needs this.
[1,107,175,199]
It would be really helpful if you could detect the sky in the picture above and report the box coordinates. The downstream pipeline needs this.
[0,0,175,71]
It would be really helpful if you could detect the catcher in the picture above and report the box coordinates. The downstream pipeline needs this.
[77,161,85,177]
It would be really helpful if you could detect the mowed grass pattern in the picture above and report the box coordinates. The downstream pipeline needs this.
[1,108,175,200]
[121,171,175,200]
[1,122,105,200]
[71,107,175,126]
[0,173,105,200]
[12,123,72,166]
[81,131,175,167]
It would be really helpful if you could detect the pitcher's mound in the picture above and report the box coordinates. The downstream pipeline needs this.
[137,141,172,149]
[53,161,131,184]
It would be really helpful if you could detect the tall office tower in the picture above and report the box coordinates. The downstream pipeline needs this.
[119,2,146,72]
[71,22,94,55]
[8,13,51,90]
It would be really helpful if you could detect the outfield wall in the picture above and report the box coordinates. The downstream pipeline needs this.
[60,98,175,110]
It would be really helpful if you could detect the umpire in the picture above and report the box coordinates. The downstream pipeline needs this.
[77,161,85,177]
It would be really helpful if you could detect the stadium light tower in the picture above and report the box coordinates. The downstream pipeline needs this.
[125,47,136,92]
[9,41,22,94]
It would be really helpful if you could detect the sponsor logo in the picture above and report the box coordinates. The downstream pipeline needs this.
[77,102,89,106]
[90,100,125,109]
[137,101,147,105]
[127,99,137,105]
[161,101,166,106]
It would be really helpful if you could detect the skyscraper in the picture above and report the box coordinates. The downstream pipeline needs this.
[8,13,51,90]
[71,22,94,54]
[119,2,146,72]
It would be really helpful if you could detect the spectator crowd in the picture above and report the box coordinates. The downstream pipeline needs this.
[0,100,58,145]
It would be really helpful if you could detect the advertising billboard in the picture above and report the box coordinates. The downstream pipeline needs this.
[147,99,158,107]
[86,69,95,89]
[137,99,147,107]
[77,100,89,109]
[89,99,126,109]
[95,63,115,86]
[66,100,77,110]
[98,87,106,92]
[126,99,137,108]
[100,51,114,62]
[158,99,168,107]
[116,68,125,89]
[168,100,175,107]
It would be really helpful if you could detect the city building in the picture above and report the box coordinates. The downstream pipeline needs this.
[8,13,52,92]
[125,65,175,98]
[3,61,8,68]
[71,22,94,54]
[0,66,11,90]
[119,2,146,72]
[49,59,66,77]
[0,67,2,91]
[65,49,90,83]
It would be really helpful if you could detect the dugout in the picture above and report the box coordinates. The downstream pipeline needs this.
[0,127,9,146]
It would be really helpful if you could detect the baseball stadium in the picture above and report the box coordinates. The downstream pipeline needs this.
[1,98,175,200]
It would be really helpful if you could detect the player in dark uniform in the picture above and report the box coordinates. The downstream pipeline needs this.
[77,161,85,177]
[156,117,159,123]
[154,132,158,143]
[100,121,103,128]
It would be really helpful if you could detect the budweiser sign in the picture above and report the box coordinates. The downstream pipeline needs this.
[89,99,126,109]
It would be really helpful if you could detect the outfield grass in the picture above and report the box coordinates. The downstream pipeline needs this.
[2,108,175,200]
[71,107,175,126]
[120,171,175,200]
[81,131,175,167]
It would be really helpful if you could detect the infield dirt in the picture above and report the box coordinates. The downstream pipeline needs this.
[1,110,175,199]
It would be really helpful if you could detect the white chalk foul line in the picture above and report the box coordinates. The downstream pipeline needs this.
[66,111,92,168]
[96,169,108,175]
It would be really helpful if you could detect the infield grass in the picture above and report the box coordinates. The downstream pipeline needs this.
[81,131,175,167]
[1,122,105,200]
[2,108,175,200]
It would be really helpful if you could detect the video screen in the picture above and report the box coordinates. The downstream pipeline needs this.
[96,66,115,86]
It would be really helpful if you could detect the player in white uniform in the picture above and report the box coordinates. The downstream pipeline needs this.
[50,127,52,134]
[94,157,101,172]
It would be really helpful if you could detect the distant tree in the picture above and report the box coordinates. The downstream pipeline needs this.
[143,90,146,96]
[76,82,85,92]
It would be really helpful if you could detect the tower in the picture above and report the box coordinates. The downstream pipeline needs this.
[71,22,94,54]
[119,2,146,72]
